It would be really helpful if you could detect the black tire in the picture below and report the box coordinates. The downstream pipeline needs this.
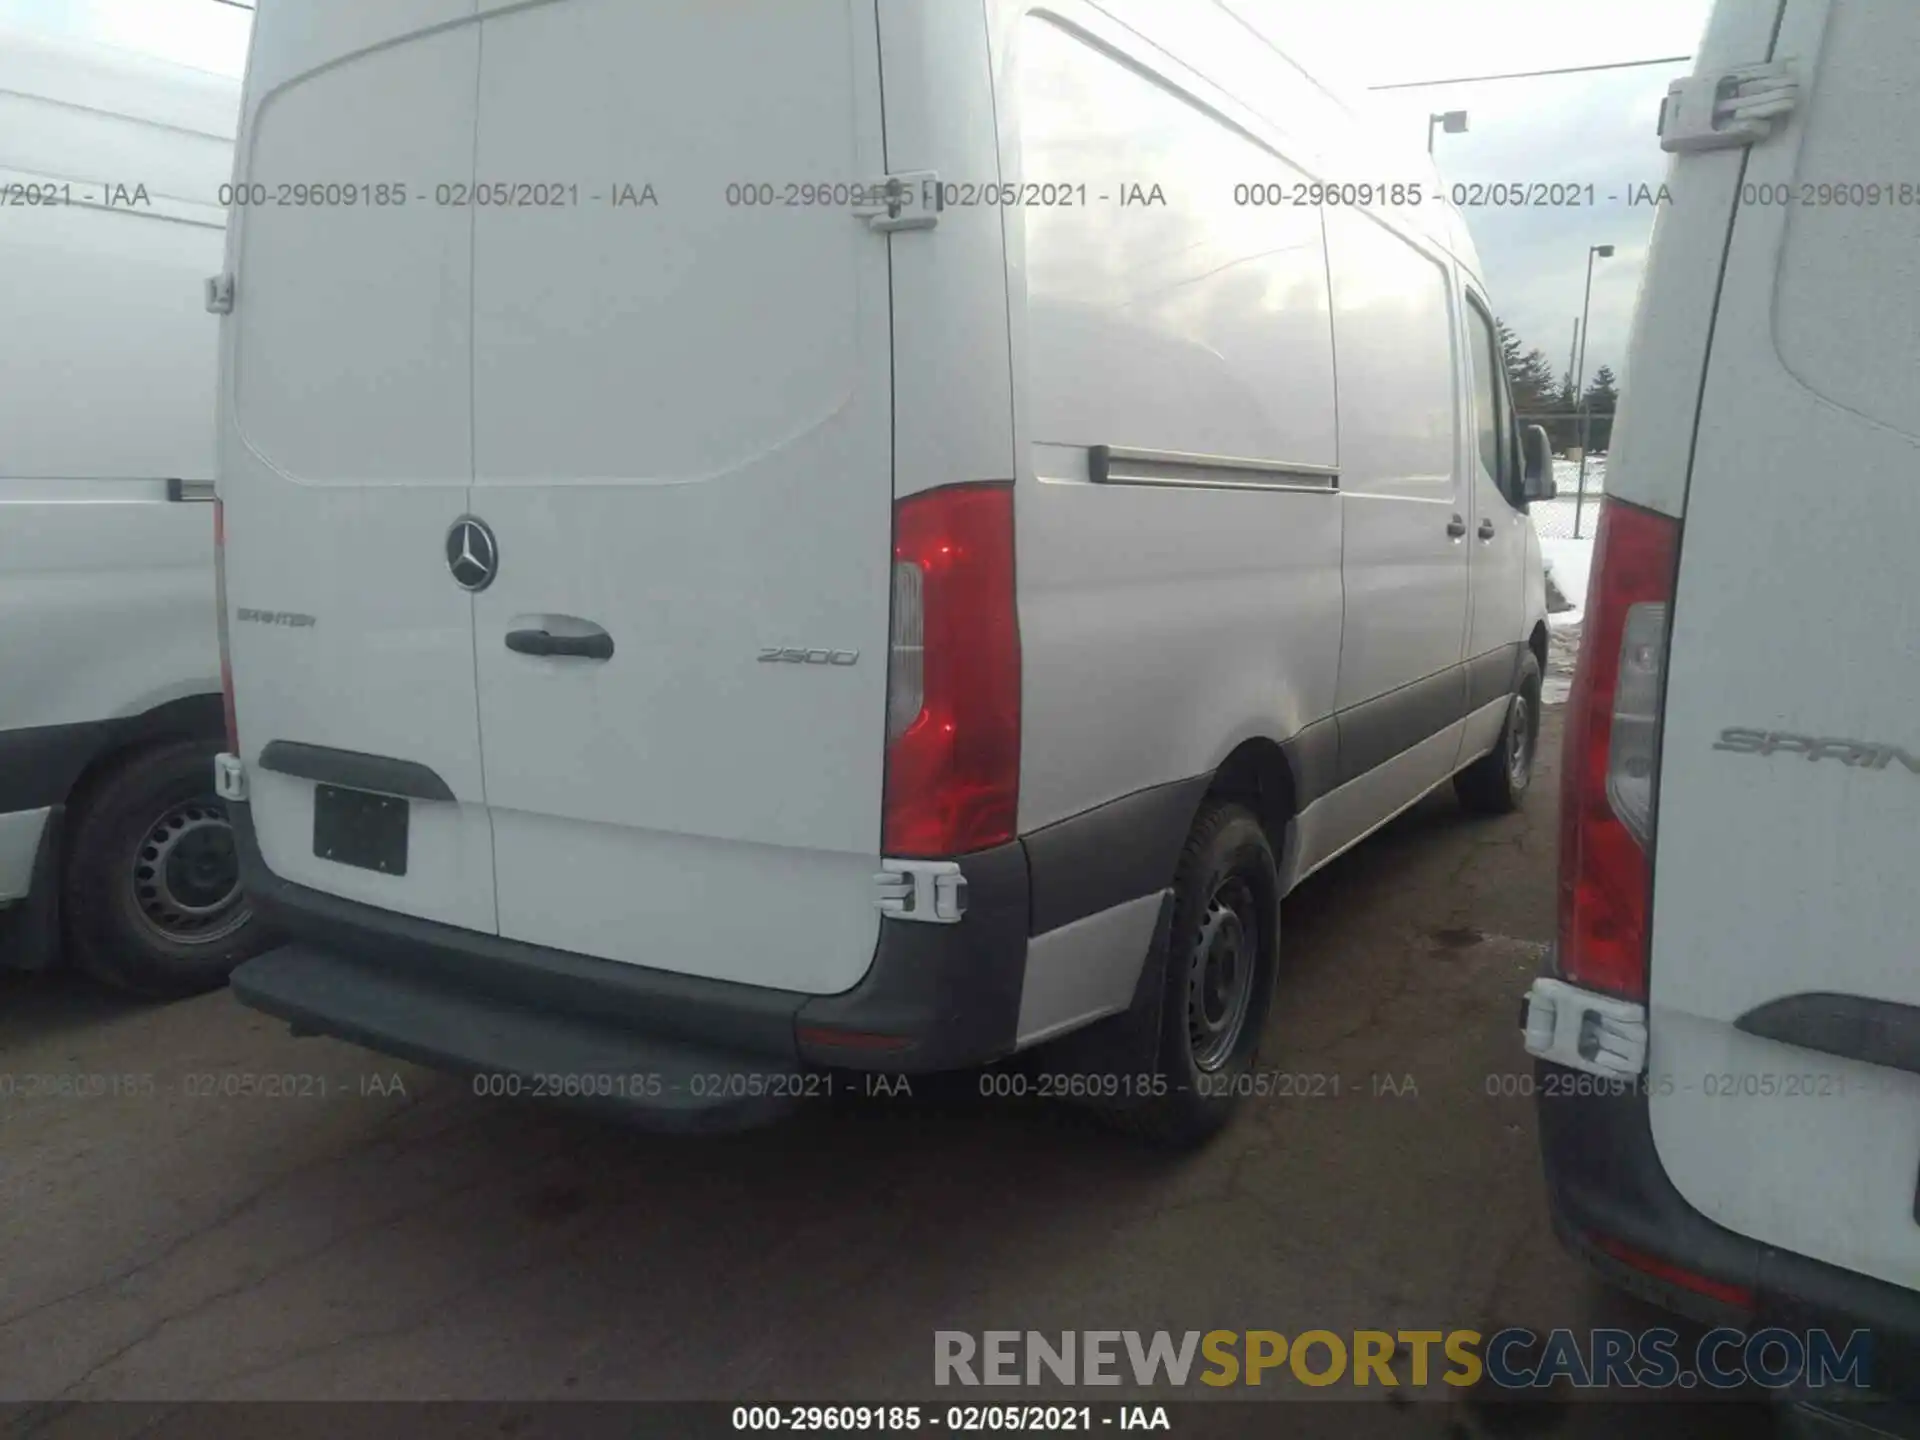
[1109,799,1279,1150]
[63,738,267,998]
[1455,649,1544,815]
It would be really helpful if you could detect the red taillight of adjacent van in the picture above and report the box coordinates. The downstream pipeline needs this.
[1591,1232,1755,1311]
[213,497,238,752]
[881,482,1020,857]
[1557,498,1680,1002]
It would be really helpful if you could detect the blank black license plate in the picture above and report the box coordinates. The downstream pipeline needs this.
[313,784,408,876]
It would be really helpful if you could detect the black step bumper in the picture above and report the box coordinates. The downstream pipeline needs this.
[232,942,807,1131]
[227,802,1031,1132]
[1535,973,1920,1404]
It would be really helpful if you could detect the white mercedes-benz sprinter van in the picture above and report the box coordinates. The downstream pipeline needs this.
[0,30,268,995]
[1525,0,1920,1416]
[220,0,1553,1145]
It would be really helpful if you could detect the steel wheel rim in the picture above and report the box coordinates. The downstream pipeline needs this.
[129,799,249,945]
[1186,875,1259,1072]
[1507,694,1534,790]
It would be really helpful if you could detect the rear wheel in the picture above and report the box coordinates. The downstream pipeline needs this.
[1455,649,1543,815]
[1111,799,1278,1150]
[63,739,267,998]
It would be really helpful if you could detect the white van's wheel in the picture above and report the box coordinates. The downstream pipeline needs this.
[63,739,267,998]
[1456,650,1543,815]
[1114,799,1278,1150]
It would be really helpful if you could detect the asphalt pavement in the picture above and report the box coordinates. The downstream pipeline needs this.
[0,710,1781,1436]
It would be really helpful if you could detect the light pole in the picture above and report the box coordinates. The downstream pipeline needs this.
[1566,318,1580,411]
[1427,110,1468,154]
[1572,243,1614,539]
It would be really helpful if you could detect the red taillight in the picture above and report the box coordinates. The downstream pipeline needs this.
[1557,498,1680,1002]
[1592,1233,1754,1310]
[794,1025,913,1055]
[881,482,1020,857]
[214,497,239,753]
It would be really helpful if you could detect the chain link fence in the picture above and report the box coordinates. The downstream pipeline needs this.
[1531,458,1606,540]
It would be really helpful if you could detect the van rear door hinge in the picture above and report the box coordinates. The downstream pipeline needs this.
[853,170,941,233]
[874,859,966,924]
[204,272,235,314]
[1658,60,1798,153]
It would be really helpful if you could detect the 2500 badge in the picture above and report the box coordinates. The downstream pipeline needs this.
[759,647,859,666]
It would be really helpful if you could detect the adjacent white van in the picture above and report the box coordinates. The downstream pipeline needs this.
[0,30,267,994]
[1525,0,1920,1415]
[221,0,1552,1145]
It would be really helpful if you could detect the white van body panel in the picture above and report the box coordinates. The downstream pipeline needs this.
[1325,206,1470,717]
[223,0,1544,1035]
[1460,282,1533,728]
[0,809,50,904]
[223,0,899,988]
[881,0,1018,501]
[0,34,234,730]
[1290,724,1468,884]
[1016,890,1167,1046]
[463,2,895,992]
[0,32,236,909]
[219,13,496,934]
[1647,0,1920,1291]
[995,0,1520,851]
[998,1,1340,834]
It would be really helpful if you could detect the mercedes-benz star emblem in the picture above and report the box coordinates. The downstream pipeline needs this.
[445,516,498,592]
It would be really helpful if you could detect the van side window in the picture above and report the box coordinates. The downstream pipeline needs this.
[1464,300,1513,500]
[1014,16,1336,470]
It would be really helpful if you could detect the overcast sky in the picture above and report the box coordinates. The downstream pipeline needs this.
[3,0,1717,386]
[1242,0,1718,390]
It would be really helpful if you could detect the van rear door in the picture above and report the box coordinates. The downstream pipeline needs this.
[1649,0,1920,1290]
[463,0,896,993]
[221,5,495,933]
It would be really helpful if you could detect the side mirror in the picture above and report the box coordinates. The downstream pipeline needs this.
[1520,425,1556,502]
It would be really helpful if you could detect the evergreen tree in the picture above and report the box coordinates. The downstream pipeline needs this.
[1497,318,1526,377]
[1512,347,1558,412]
[1580,365,1619,452]
[1494,318,1559,415]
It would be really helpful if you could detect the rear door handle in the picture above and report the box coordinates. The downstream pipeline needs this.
[1478,518,1497,540]
[1446,514,1468,538]
[505,628,614,661]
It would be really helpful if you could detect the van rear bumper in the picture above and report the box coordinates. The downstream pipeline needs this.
[226,802,1030,1130]
[1538,1052,1920,1402]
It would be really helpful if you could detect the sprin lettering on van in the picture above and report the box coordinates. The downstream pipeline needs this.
[758,647,858,666]
[1714,728,1920,774]
[236,608,317,629]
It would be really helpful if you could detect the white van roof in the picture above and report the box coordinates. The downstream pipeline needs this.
[0,28,238,482]
[0,27,240,142]
[0,27,238,220]
[1113,0,1487,285]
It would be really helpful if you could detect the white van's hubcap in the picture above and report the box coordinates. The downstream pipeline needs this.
[1508,694,1534,790]
[131,801,247,945]
[1187,877,1259,1071]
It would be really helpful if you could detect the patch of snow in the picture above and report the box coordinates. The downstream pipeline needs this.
[1552,455,1605,494]
[1543,619,1582,707]
[1540,535,1594,626]
[1537,533,1594,707]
